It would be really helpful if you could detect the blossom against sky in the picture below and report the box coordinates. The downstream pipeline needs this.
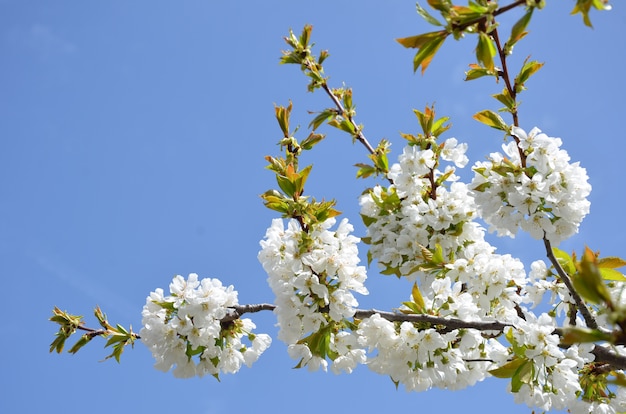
[2,2,625,414]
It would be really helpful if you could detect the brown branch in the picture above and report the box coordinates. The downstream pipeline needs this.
[591,345,626,371]
[491,28,518,128]
[319,83,377,155]
[451,0,528,33]
[353,309,511,332]
[544,237,599,330]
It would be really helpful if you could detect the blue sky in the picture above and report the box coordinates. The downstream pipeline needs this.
[2,2,625,413]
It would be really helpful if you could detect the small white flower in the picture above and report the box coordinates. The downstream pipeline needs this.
[141,274,271,379]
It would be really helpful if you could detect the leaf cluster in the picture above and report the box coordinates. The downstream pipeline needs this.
[397,1,608,75]
[553,247,626,346]
[49,306,137,362]
[262,103,340,230]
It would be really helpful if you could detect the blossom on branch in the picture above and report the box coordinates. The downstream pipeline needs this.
[258,217,368,371]
[472,127,591,245]
[140,273,271,379]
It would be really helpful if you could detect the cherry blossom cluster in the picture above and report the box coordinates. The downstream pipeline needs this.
[140,273,271,379]
[357,313,508,391]
[254,123,625,412]
[360,138,525,322]
[360,138,480,274]
[351,132,626,412]
[472,127,591,245]
[507,313,625,413]
[257,217,368,371]
[356,138,530,389]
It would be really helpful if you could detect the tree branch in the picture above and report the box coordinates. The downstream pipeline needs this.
[591,345,626,371]
[319,83,377,155]
[353,309,512,332]
[544,237,599,329]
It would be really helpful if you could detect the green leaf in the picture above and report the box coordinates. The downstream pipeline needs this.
[505,9,533,54]
[355,163,376,179]
[397,31,447,74]
[380,265,402,278]
[598,257,626,269]
[360,213,377,227]
[260,190,290,214]
[431,115,451,137]
[553,247,576,275]
[475,32,496,72]
[411,283,426,313]
[560,326,613,345]
[426,0,451,13]
[465,64,494,81]
[301,133,325,150]
[49,334,68,354]
[505,327,526,357]
[571,0,611,28]
[294,164,313,196]
[299,25,312,48]
[510,359,533,393]
[276,174,296,198]
[416,2,443,26]
[274,102,293,137]
[473,110,508,131]
[328,118,356,135]
[489,357,526,379]
[492,89,516,112]
[514,59,544,93]
[573,246,612,305]
[431,243,444,264]
[308,109,336,131]
[599,268,626,282]
[67,334,93,354]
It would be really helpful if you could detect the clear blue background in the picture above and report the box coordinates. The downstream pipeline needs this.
[1,2,624,413]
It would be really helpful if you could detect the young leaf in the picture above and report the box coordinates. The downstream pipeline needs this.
[492,89,516,112]
[573,246,612,305]
[308,109,336,131]
[510,360,532,393]
[411,283,426,313]
[560,326,613,345]
[598,257,626,269]
[355,163,376,179]
[514,60,544,93]
[416,2,443,26]
[301,133,325,150]
[475,32,496,72]
[397,31,447,74]
[505,9,533,54]
[68,334,93,354]
[275,102,293,137]
[571,0,611,28]
[553,247,576,275]
[276,174,296,198]
[473,110,508,131]
[489,357,526,379]
[465,64,494,81]
[599,268,626,282]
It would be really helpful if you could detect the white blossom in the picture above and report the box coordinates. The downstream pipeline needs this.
[140,274,271,378]
[471,127,591,245]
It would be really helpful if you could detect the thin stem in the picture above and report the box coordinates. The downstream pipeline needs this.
[319,83,377,155]
[491,28,518,128]
[77,324,141,340]
[450,0,528,33]
[494,0,528,18]
[544,237,599,330]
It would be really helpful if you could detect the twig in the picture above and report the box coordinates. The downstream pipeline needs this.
[544,237,598,329]
[319,83,377,155]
